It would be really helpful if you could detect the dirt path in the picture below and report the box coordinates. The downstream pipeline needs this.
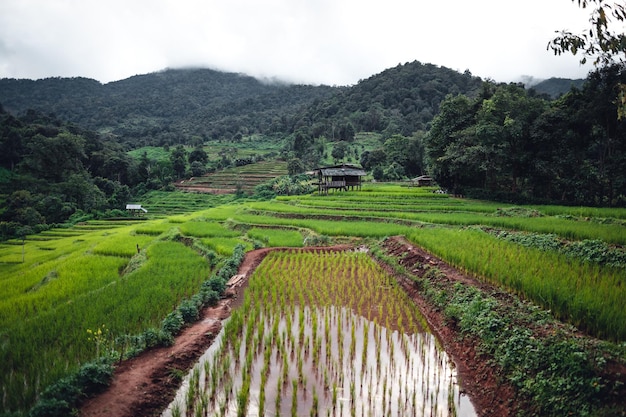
[80,241,511,417]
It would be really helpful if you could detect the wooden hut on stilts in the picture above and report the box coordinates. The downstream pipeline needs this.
[313,164,366,195]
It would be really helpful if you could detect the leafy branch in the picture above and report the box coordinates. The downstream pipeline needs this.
[548,0,626,117]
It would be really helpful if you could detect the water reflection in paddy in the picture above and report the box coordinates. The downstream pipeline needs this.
[163,250,477,417]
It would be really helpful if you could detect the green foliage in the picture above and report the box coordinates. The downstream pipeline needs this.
[439,283,616,416]
[178,298,201,323]
[425,72,626,206]
[204,275,226,294]
[254,174,314,199]
[215,243,246,281]
[492,230,626,268]
[549,1,625,75]
[564,239,626,266]
[0,109,144,238]
[27,356,114,417]
[247,227,304,247]
[0,69,336,146]
[161,310,185,335]
[142,327,174,348]
[299,61,483,138]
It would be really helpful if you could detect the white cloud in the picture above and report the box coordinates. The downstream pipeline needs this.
[0,0,596,85]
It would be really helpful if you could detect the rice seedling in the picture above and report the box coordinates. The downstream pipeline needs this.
[163,250,473,417]
[406,228,626,341]
[201,237,251,256]
[0,231,212,414]
[247,227,304,247]
[178,220,241,238]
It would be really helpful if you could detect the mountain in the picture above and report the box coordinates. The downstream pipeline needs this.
[1,63,559,148]
[292,61,484,138]
[0,68,337,146]
[530,77,585,98]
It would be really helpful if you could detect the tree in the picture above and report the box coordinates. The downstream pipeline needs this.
[292,130,313,159]
[331,141,349,162]
[360,148,387,172]
[190,161,206,176]
[188,147,208,165]
[22,132,86,182]
[383,162,405,180]
[338,122,355,142]
[0,111,24,171]
[424,93,476,192]
[170,145,187,179]
[17,225,33,262]
[549,0,626,117]
[287,158,305,175]
[382,135,412,176]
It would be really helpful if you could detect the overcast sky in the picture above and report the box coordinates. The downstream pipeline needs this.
[0,0,596,86]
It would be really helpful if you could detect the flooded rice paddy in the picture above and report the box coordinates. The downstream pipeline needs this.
[163,250,476,417]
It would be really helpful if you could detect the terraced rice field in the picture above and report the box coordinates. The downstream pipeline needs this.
[3,182,625,416]
[175,160,288,195]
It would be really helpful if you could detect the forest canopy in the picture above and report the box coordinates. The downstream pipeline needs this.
[425,65,626,206]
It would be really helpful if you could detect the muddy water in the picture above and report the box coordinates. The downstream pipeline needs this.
[162,305,476,417]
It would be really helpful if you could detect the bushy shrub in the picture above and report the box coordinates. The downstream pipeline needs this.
[28,357,114,417]
[254,174,314,198]
[303,234,331,246]
[205,275,226,294]
[199,283,220,305]
[178,299,200,323]
[28,398,72,417]
[37,377,81,407]
[74,358,114,396]
[161,310,185,335]
[564,239,626,267]
[217,260,238,281]
[492,230,626,268]
[143,327,173,348]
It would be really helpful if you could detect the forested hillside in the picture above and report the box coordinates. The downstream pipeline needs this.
[293,61,484,137]
[0,108,137,238]
[0,62,489,147]
[0,68,337,146]
[530,77,585,98]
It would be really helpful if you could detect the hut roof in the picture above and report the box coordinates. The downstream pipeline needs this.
[315,164,366,177]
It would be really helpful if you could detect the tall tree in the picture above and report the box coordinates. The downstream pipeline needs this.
[21,132,86,182]
[549,0,626,117]
[170,145,187,179]
[425,93,477,193]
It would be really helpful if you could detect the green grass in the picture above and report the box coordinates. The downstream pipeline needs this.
[200,237,252,256]
[178,220,240,238]
[0,219,216,414]
[247,227,304,247]
[91,230,157,257]
[138,190,235,217]
[405,228,626,341]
